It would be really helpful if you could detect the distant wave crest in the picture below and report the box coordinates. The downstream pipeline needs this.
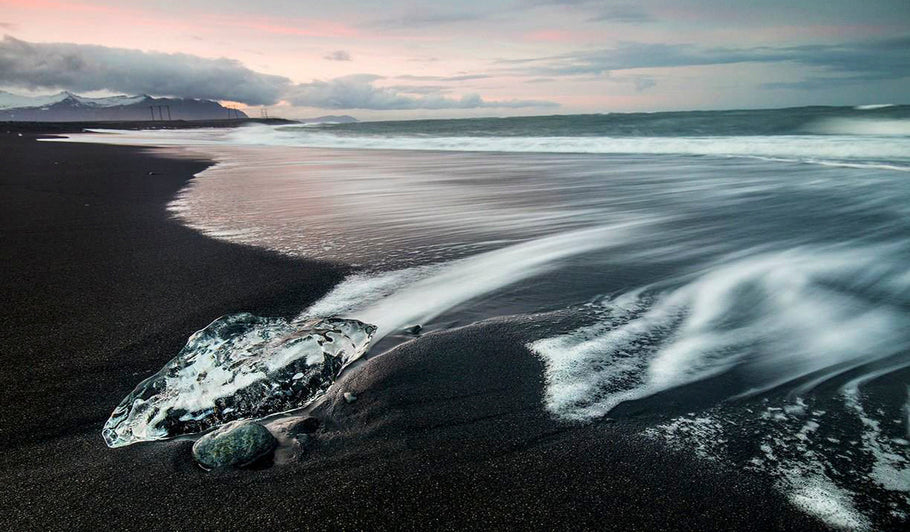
[807,117,910,136]
[223,126,910,171]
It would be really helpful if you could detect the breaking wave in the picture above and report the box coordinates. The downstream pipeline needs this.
[49,118,910,172]
[224,126,910,170]
[807,117,910,136]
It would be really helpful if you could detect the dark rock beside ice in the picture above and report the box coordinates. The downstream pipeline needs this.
[192,420,277,469]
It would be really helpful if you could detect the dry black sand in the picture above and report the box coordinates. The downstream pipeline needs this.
[0,133,829,530]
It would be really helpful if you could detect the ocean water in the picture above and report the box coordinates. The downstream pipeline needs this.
[54,105,910,529]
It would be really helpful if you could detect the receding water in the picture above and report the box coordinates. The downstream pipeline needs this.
[53,106,910,529]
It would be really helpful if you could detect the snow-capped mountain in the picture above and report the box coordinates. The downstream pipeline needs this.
[0,91,249,121]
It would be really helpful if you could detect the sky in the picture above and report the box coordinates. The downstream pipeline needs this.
[0,0,908,120]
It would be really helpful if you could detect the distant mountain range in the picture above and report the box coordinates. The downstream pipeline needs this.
[297,115,358,124]
[0,91,249,122]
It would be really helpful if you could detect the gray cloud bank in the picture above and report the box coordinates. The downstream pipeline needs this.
[500,36,910,89]
[0,36,289,105]
[0,36,556,110]
[324,50,352,61]
[587,5,653,23]
[285,74,557,109]
[364,11,483,30]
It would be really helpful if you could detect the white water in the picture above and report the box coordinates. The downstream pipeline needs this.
[529,245,910,421]
[299,221,650,349]
[808,117,910,137]
[645,391,908,531]
[230,126,910,169]
[51,124,910,527]
[47,125,910,171]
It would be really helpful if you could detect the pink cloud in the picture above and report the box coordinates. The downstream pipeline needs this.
[526,30,574,42]
[0,0,137,16]
[242,21,355,38]
[0,1,358,40]
[206,14,359,39]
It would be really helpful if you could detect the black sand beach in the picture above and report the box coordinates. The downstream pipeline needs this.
[0,132,830,530]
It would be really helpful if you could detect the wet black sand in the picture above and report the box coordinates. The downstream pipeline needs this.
[0,133,828,530]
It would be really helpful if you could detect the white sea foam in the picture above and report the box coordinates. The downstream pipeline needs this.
[554,244,910,526]
[906,387,910,440]
[647,404,880,531]
[303,267,437,319]
[529,292,680,419]
[530,245,910,421]
[231,127,910,168]
[785,473,870,531]
[46,126,910,171]
[643,414,727,461]
[842,378,910,494]
[300,221,650,357]
[808,117,910,137]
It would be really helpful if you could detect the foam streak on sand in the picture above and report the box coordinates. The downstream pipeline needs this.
[300,221,648,348]
[549,244,910,529]
[530,245,910,420]
[103,221,649,446]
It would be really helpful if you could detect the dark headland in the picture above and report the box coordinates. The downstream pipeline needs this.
[0,130,829,530]
[1,117,296,133]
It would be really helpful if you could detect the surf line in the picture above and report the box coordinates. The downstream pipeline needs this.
[297,218,659,366]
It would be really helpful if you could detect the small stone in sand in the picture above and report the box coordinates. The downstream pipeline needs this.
[192,420,277,469]
[403,324,422,336]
